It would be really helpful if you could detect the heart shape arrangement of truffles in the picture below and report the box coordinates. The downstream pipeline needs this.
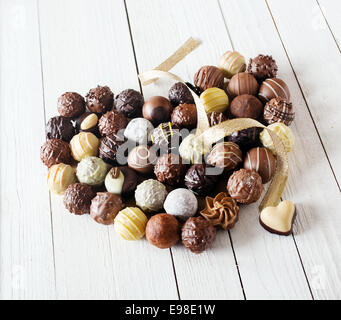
[40,40,297,254]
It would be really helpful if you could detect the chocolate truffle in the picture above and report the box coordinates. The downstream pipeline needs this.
[99,133,126,165]
[104,166,137,195]
[142,96,173,126]
[207,112,227,126]
[63,183,95,215]
[40,138,72,168]
[98,110,128,137]
[47,163,76,195]
[171,103,197,129]
[217,50,246,79]
[184,164,219,196]
[230,94,263,119]
[146,214,179,249]
[57,92,85,118]
[179,134,210,164]
[227,72,259,97]
[164,188,198,220]
[247,54,278,83]
[86,85,114,114]
[151,122,182,153]
[128,145,157,174]
[194,66,224,92]
[206,142,242,171]
[114,89,144,118]
[200,87,229,113]
[70,132,99,161]
[46,116,75,142]
[258,78,290,104]
[124,118,154,145]
[154,154,186,185]
[227,127,262,151]
[135,179,168,213]
[227,169,263,204]
[244,147,276,183]
[181,217,216,254]
[76,156,108,186]
[168,82,194,107]
[75,112,99,135]
[263,97,295,126]
[90,192,124,225]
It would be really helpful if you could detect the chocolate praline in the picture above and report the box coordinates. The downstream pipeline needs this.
[57,92,85,118]
[98,110,128,136]
[258,78,290,104]
[86,85,114,114]
[99,133,127,165]
[127,145,157,174]
[171,103,197,129]
[230,94,263,119]
[104,166,138,196]
[227,127,262,151]
[194,66,224,92]
[263,97,295,126]
[227,72,259,97]
[40,138,72,168]
[151,122,182,153]
[207,112,227,126]
[247,54,278,83]
[142,96,173,126]
[75,112,99,136]
[168,82,194,107]
[114,89,144,118]
[154,153,187,185]
[63,183,96,215]
[46,116,75,142]
[206,142,242,171]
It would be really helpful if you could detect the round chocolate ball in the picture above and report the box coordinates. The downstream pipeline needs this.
[99,133,126,166]
[76,156,108,186]
[57,92,85,118]
[181,217,216,254]
[40,138,72,168]
[263,97,295,126]
[98,110,128,136]
[193,66,224,92]
[247,54,278,83]
[63,183,96,215]
[75,112,99,136]
[86,85,114,114]
[142,96,173,126]
[127,145,157,174]
[146,213,179,249]
[168,82,194,107]
[206,142,242,171]
[114,89,144,118]
[171,103,197,129]
[230,94,263,119]
[227,72,259,97]
[46,116,75,142]
[258,78,290,104]
[207,111,227,126]
[227,127,262,151]
[154,153,186,185]
[104,166,138,196]
[124,118,154,145]
[151,122,182,153]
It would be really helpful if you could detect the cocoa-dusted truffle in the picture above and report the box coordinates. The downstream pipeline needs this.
[46,116,75,142]
[227,169,264,204]
[142,96,173,126]
[114,89,144,118]
[146,213,179,249]
[258,78,290,104]
[230,94,263,119]
[171,103,197,129]
[263,97,295,126]
[181,217,216,254]
[99,133,126,165]
[207,112,227,126]
[194,66,224,92]
[57,92,85,118]
[86,85,114,114]
[206,142,242,171]
[90,192,124,225]
[227,72,259,97]
[168,82,194,107]
[154,153,186,185]
[98,110,128,136]
[63,183,95,215]
[151,122,182,153]
[227,127,262,151]
[40,138,72,168]
[104,166,137,196]
[247,54,278,83]
[128,145,157,174]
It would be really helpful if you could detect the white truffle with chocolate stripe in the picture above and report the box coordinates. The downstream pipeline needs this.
[258,78,290,104]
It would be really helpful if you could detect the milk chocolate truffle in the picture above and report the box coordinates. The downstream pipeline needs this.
[200,87,229,113]
[194,66,224,92]
[217,50,246,79]
[168,82,194,107]
[244,147,276,183]
[146,213,179,249]
[90,192,124,225]
[86,85,114,114]
[181,217,216,254]
[227,127,262,151]
[47,163,76,195]
[98,110,128,136]
[142,96,173,126]
[104,167,137,196]
[151,122,182,153]
[247,54,278,83]
[75,112,99,135]
[76,156,108,186]
[70,132,99,161]
[258,78,290,104]
[46,116,75,142]
[128,145,157,174]
[206,142,242,171]
[171,103,197,129]
[207,112,227,126]
[63,183,95,215]
[179,134,210,164]
[263,97,295,126]
[227,72,259,97]
[227,169,263,204]
[230,94,263,119]
[40,138,72,168]
[124,118,154,145]
[154,154,186,185]
[99,133,126,165]
[57,92,85,118]
[114,89,144,118]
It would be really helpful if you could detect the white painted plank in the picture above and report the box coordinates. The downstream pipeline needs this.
[220,0,341,299]
[38,0,178,299]
[0,0,56,299]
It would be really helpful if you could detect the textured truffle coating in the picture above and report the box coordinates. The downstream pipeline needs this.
[40,138,72,168]
[57,92,85,118]
[171,103,197,129]
[76,156,108,186]
[98,110,128,136]
[114,89,144,118]
[154,154,186,185]
[247,54,278,83]
[46,116,75,142]
[207,112,227,127]
[227,127,262,151]
[142,96,173,126]
[206,142,242,171]
[194,66,224,92]
[263,97,295,126]
[227,72,259,97]
[99,133,126,165]
[168,82,194,107]
[86,85,114,114]
[63,183,95,215]
[230,94,264,119]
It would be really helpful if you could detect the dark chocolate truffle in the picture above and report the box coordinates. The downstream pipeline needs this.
[247,54,278,83]
[194,66,224,92]
[75,112,99,135]
[151,122,182,153]
[207,112,227,126]
[227,127,262,151]
[99,133,126,165]
[40,138,72,168]
[90,192,124,225]
[154,153,186,185]
[263,97,295,126]
[57,92,85,118]
[127,145,157,174]
[171,103,197,129]
[98,110,128,136]
[181,217,216,254]
[114,89,144,118]
[142,96,173,126]
[258,78,290,104]
[86,85,114,114]
[227,72,259,97]
[104,166,138,195]
[146,213,179,249]
[230,94,263,119]
[168,82,194,107]
[63,183,95,215]
[46,116,75,142]
[206,142,242,171]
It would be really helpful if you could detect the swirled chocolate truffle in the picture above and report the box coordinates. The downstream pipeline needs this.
[98,110,128,136]
[207,112,227,126]
[104,167,137,196]
[263,97,295,126]
[194,66,224,92]
[227,169,263,204]
[99,133,126,165]
[227,127,262,151]
[181,217,216,254]
[57,92,85,118]
[154,154,186,185]
[114,89,144,118]
[128,145,157,174]
[247,54,278,83]
[86,85,114,114]
[63,183,96,215]
[40,138,72,168]
[142,96,173,126]
[151,122,182,153]
[206,142,242,171]
[46,116,75,142]
[75,112,99,136]
[227,72,259,97]
[230,94,263,119]
[171,103,197,129]
[168,82,194,107]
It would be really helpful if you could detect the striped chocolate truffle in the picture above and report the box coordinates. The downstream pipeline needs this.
[200,87,229,113]
[207,112,227,126]
[258,78,290,104]
[194,66,225,92]
[151,122,182,153]
[70,131,99,161]
[263,97,295,126]
[206,142,242,171]
[217,51,246,79]
[99,133,126,165]
[227,72,259,97]
[47,163,76,195]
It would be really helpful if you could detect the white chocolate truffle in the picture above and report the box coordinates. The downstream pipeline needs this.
[124,118,154,145]
[179,133,211,164]
[47,163,76,195]
[76,156,108,186]
[70,132,99,161]
[105,169,124,194]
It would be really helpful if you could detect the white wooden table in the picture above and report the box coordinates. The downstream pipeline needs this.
[1,0,341,300]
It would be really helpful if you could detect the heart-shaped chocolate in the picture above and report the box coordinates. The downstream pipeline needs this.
[259,200,296,236]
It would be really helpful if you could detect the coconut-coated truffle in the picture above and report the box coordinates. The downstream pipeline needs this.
[63,183,96,215]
